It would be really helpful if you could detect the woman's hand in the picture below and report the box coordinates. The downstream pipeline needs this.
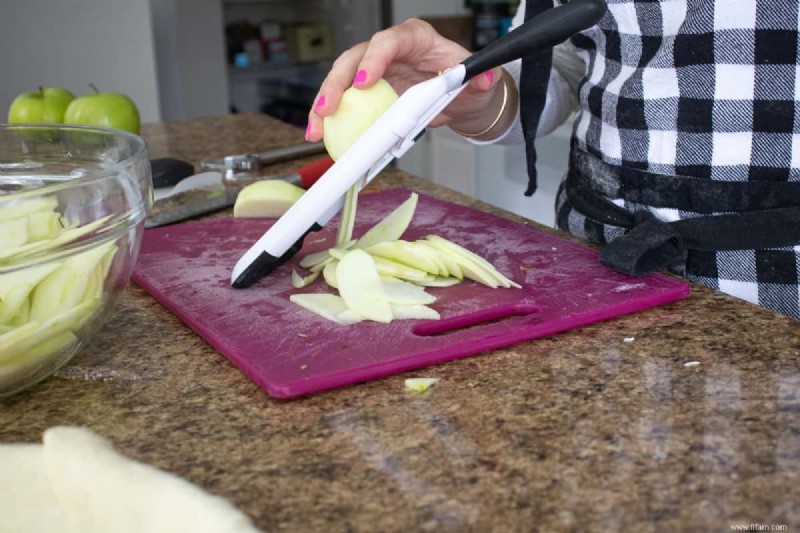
[306,18,505,142]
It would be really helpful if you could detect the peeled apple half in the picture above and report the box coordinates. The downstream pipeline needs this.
[322,79,399,162]
[233,180,305,218]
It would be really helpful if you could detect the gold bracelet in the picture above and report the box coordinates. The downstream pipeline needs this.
[450,73,509,138]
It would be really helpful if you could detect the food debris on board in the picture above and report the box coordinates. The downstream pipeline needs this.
[404,377,440,392]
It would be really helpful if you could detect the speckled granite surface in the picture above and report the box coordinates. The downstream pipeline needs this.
[2,114,798,533]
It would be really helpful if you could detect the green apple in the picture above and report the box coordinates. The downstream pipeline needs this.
[64,85,140,134]
[8,87,75,124]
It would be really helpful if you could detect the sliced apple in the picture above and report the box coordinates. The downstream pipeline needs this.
[0,286,37,327]
[412,275,462,288]
[0,332,78,386]
[289,293,362,325]
[390,304,440,320]
[1,298,99,363]
[367,241,439,275]
[371,256,429,282]
[299,240,355,269]
[425,235,520,288]
[415,240,463,279]
[0,215,111,261]
[0,197,58,223]
[336,184,359,246]
[327,247,348,261]
[0,217,30,250]
[299,249,333,269]
[0,263,61,325]
[308,256,333,274]
[356,192,418,249]
[404,377,439,392]
[9,295,31,327]
[380,278,436,305]
[336,249,392,323]
[286,187,524,325]
[322,260,339,289]
[291,269,319,289]
[233,179,305,218]
[28,243,114,322]
[26,210,64,242]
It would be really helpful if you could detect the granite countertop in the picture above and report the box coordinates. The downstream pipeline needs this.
[2,114,798,532]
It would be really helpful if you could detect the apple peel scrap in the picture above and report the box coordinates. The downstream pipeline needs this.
[289,192,521,325]
[0,197,116,388]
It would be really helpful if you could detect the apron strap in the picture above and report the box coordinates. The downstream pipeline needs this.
[519,0,555,196]
[566,148,800,276]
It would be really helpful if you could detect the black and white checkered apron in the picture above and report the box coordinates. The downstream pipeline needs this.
[521,0,800,319]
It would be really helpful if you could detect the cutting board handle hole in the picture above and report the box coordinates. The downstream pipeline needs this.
[412,303,538,337]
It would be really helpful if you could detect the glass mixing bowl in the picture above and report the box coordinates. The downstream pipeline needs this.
[0,124,152,398]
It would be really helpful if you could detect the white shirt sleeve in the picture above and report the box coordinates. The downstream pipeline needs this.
[467,0,586,146]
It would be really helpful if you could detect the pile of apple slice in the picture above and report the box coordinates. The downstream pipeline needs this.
[288,192,520,325]
[0,198,116,386]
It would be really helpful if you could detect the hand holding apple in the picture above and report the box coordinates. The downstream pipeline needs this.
[8,87,75,124]
[64,84,140,135]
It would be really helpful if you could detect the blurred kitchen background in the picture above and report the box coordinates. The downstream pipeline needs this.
[0,0,571,227]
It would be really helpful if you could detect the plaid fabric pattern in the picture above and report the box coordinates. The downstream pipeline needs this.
[552,0,800,319]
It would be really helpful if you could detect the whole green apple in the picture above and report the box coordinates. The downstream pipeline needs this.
[64,85,140,134]
[8,87,75,123]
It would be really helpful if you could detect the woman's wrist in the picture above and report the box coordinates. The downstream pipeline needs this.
[449,69,519,141]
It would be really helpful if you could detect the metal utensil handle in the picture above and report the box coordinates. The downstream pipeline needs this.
[251,141,326,165]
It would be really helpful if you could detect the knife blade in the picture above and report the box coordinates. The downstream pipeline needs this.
[146,156,334,228]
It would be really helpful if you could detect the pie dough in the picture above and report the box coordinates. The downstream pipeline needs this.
[0,427,260,533]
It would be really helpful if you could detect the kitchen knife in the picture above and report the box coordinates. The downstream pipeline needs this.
[231,0,607,289]
[145,156,334,228]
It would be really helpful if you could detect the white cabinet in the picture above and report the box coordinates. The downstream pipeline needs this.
[398,122,573,228]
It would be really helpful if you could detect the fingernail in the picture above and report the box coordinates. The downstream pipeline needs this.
[353,70,367,86]
[485,70,494,85]
[315,95,326,109]
[305,123,311,141]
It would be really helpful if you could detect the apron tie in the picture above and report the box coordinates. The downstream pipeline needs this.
[566,146,800,276]
[599,211,686,276]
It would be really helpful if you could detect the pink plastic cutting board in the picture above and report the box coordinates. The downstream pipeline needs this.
[132,189,690,398]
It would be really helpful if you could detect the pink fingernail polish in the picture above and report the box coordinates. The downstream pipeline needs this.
[353,70,367,86]
[315,95,326,109]
[485,70,494,84]
[305,123,311,141]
